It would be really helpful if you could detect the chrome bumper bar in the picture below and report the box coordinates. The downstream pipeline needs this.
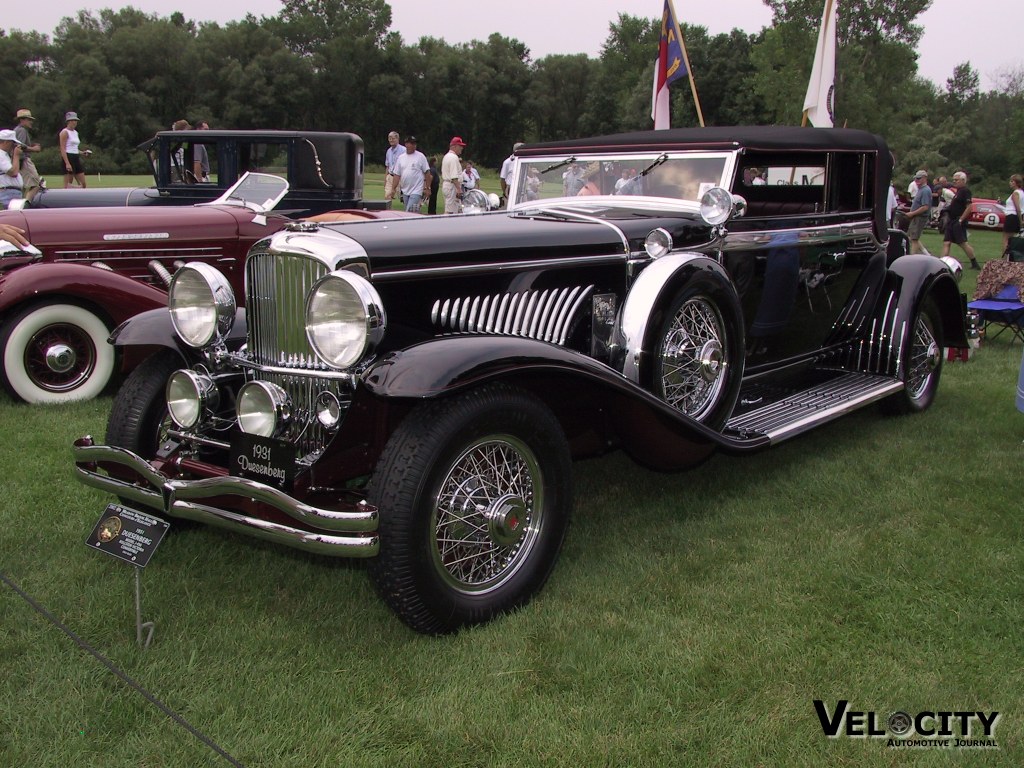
[73,439,379,557]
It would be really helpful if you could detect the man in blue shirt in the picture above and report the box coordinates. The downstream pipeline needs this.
[906,170,932,254]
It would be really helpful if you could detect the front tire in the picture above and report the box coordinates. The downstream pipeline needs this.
[106,349,179,458]
[882,298,943,415]
[367,384,572,634]
[1,302,115,404]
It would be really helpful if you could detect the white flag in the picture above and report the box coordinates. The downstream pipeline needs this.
[802,0,836,127]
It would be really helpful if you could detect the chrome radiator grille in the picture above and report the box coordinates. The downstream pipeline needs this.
[430,285,593,344]
[245,250,336,459]
[245,250,330,368]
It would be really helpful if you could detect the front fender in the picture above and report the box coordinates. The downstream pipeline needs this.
[360,335,743,471]
[617,253,743,383]
[0,262,168,326]
[112,306,247,357]
[889,254,968,348]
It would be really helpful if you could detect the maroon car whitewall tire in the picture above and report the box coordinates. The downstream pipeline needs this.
[1,302,115,404]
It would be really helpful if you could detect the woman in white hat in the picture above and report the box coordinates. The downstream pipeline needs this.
[59,111,90,188]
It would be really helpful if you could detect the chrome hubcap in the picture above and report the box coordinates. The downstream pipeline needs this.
[45,343,77,374]
[483,493,528,548]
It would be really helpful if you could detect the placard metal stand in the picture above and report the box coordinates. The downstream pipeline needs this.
[87,504,169,649]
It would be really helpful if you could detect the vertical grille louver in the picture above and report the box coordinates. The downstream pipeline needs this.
[431,285,593,345]
[246,250,330,368]
[244,250,335,458]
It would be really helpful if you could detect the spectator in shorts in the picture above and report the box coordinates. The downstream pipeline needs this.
[940,170,980,270]
[905,170,932,254]
[1003,174,1023,256]
[13,109,42,201]
[59,112,90,188]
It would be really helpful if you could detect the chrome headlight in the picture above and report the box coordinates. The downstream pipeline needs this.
[700,187,735,227]
[166,369,218,429]
[306,271,386,370]
[237,381,291,438]
[168,263,236,348]
[644,228,674,259]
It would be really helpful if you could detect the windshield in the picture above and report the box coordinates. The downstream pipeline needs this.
[511,153,730,208]
[202,172,289,213]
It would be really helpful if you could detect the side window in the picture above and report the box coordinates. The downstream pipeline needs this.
[239,143,288,180]
[736,154,828,217]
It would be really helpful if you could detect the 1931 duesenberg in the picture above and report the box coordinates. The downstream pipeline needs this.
[73,127,967,633]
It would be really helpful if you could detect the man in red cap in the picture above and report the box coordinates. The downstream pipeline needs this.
[441,136,467,214]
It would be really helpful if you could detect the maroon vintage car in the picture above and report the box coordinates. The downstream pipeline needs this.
[0,174,401,404]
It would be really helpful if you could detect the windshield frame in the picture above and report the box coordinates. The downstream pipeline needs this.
[508,150,737,213]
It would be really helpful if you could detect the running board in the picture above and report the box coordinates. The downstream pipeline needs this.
[724,372,903,445]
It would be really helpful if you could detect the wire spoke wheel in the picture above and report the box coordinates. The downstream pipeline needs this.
[905,310,940,401]
[431,435,543,594]
[367,384,572,633]
[658,295,727,420]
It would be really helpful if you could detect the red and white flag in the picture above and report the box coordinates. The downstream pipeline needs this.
[802,0,837,127]
[651,0,688,130]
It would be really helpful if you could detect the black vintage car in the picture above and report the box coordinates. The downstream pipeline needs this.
[18,130,377,216]
[73,127,967,634]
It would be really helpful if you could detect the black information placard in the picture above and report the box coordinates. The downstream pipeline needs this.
[87,504,169,568]
[229,432,295,492]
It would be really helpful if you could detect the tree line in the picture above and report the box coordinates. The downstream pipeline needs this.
[2,0,1021,198]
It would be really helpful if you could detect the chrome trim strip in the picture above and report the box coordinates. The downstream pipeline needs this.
[226,353,356,382]
[56,247,224,258]
[372,253,628,281]
[719,220,876,251]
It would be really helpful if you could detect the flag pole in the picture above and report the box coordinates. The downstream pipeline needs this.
[670,0,705,127]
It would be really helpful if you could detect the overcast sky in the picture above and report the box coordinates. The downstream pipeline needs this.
[12,0,1022,92]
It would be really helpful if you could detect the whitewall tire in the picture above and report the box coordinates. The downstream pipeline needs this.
[1,303,115,404]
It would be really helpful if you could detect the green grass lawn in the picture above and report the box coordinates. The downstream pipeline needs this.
[1,230,1020,766]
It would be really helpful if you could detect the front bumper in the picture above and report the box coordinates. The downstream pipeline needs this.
[73,437,379,557]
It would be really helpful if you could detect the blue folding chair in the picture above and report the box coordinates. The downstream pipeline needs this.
[969,283,1024,344]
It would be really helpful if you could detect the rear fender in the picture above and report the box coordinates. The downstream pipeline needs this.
[888,254,967,348]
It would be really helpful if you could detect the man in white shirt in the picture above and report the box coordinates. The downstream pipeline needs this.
[391,136,431,212]
[442,137,466,214]
[499,142,523,206]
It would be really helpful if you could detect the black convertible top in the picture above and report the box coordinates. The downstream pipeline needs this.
[517,126,889,157]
